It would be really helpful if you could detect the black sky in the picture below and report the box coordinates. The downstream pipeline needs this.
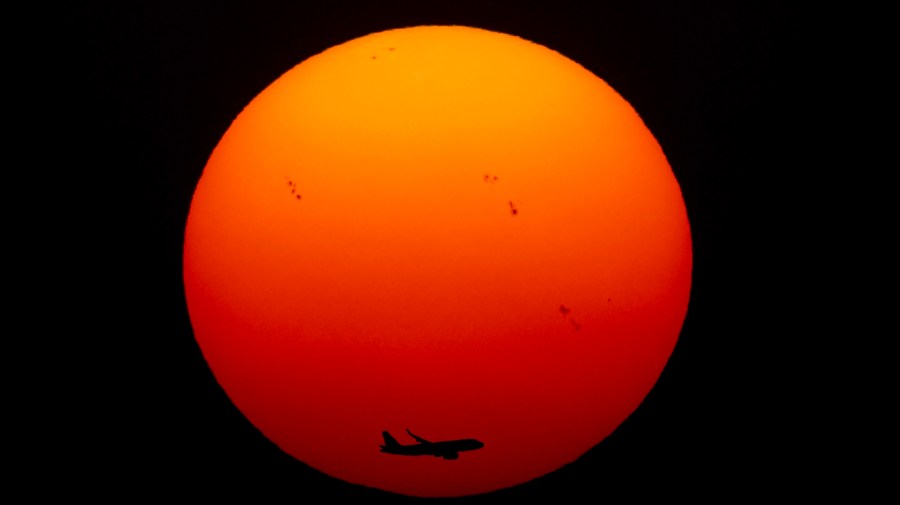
[58,1,838,501]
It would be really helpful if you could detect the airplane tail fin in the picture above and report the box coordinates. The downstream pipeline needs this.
[380,431,401,451]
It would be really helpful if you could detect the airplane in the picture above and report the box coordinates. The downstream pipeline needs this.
[380,429,484,460]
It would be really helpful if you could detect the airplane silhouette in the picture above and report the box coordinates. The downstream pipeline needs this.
[380,429,484,460]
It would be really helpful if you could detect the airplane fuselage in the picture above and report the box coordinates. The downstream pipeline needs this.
[380,430,484,460]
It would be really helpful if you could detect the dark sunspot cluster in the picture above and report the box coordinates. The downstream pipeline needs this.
[285,177,302,200]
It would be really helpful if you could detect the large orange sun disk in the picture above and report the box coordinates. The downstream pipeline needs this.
[183,25,691,498]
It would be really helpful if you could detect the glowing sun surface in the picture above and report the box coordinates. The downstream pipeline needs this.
[183,25,692,498]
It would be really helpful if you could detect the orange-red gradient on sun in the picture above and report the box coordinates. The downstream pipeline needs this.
[183,26,691,498]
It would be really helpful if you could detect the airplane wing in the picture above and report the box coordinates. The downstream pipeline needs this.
[406,428,431,444]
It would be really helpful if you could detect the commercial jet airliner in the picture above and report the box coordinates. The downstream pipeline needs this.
[380,429,484,460]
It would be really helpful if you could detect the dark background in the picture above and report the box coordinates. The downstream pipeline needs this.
[57,1,839,501]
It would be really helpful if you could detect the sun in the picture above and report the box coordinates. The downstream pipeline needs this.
[183,25,691,498]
